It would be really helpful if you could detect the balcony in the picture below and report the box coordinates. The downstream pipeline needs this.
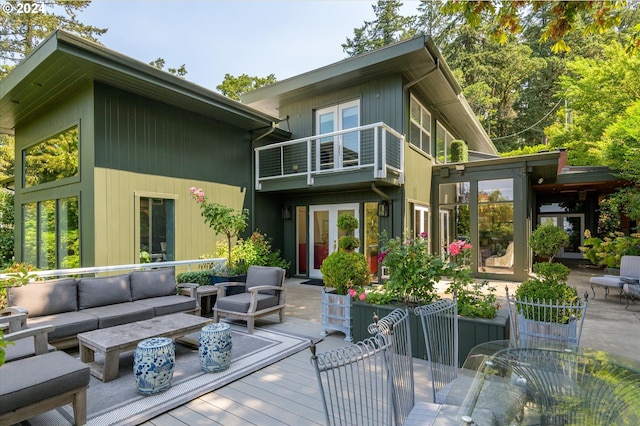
[255,122,404,191]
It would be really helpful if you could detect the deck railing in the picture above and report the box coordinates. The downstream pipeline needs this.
[0,258,225,281]
[255,122,404,189]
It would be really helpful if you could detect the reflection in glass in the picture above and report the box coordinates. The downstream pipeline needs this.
[24,125,79,188]
[39,200,56,269]
[23,203,37,266]
[364,202,379,279]
[140,197,174,263]
[478,178,514,202]
[479,202,514,274]
[563,216,582,253]
[296,206,307,275]
[59,197,79,268]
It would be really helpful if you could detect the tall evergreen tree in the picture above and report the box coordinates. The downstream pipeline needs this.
[0,1,106,77]
[342,0,417,56]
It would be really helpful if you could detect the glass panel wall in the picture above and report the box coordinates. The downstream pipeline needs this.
[22,197,80,269]
[23,125,79,188]
[364,202,379,280]
[139,197,175,263]
[478,178,514,274]
[296,206,307,275]
[439,182,470,252]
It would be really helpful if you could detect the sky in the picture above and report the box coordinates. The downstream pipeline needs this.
[77,0,421,92]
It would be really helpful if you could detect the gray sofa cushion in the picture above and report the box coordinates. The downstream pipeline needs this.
[133,295,197,316]
[245,266,283,295]
[78,274,132,309]
[3,338,56,363]
[8,278,78,317]
[27,312,99,341]
[81,303,154,329]
[130,268,177,300]
[215,293,279,313]
[0,351,89,415]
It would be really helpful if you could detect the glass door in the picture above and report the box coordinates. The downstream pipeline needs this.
[309,203,359,278]
[315,100,360,171]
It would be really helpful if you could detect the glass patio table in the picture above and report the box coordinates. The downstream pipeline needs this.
[429,340,640,425]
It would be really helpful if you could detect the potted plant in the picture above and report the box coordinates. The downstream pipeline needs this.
[529,223,569,263]
[319,214,369,341]
[350,236,507,362]
[189,187,249,283]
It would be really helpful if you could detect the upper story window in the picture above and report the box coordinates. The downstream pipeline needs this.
[315,100,360,170]
[436,122,455,164]
[23,125,79,188]
[409,95,431,155]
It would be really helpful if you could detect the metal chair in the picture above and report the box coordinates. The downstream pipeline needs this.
[310,335,395,426]
[414,296,459,404]
[506,286,588,348]
[368,309,414,426]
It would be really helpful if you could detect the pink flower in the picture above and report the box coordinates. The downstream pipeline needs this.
[419,231,428,238]
[378,250,388,263]
[448,241,461,256]
[348,288,357,297]
[359,292,366,301]
[463,243,473,251]
[189,186,196,192]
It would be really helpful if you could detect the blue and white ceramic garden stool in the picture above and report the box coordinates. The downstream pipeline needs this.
[199,323,232,372]
[133,337,175,395]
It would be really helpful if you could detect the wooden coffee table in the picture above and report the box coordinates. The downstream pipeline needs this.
[77,313,213,382]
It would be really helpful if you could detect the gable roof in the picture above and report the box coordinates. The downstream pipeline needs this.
[242,35,497,155]
[0,30,282,135]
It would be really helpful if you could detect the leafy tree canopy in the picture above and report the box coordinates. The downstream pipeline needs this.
[0,1,107,70]
[216,73,277,101]
[149,57,188,78]
[442,0,632,53]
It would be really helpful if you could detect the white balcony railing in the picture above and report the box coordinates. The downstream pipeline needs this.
[255,122,404,190]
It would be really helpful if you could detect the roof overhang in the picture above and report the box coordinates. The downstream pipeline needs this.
[242,35,497,156]
[0,30,282,135]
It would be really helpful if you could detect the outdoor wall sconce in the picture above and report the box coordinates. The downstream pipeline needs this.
[455,164,465,175]
[537,177,545,184]
[281,205,292,220]
[378,200,390,217]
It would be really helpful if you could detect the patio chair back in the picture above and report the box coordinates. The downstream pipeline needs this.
[414,297,459,404]
[368,308,414,426]
[506,287,588,348]
[310,335,395,426]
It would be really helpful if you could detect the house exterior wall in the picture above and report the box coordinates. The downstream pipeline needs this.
[13,81,95,265]
[92,83,255,266]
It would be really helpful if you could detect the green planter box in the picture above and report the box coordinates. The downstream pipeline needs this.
[351,302,510,366]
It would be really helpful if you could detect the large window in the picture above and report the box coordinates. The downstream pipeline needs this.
[436,122,454,164]
[22,197,80,269]
[23,125,79,188]
[409,95,432,154]
[478,178,514,274]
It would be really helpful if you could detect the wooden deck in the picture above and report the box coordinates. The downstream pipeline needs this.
[142,315,432,425]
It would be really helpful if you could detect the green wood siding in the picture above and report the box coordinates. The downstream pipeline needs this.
[275,75,404,139]
[94,83,252,189]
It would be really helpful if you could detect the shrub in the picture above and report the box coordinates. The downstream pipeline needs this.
[0,189,14,268]
[529,224,569,262]
[580,230,640,268]
[450,139,468,163]
[176,270,212,286]
[216,231,290,275]
[533,262,570,282]
[515,278,580,323]
[320,251,369,295]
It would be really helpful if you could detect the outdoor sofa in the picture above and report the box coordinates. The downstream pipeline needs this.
[7,267,199,349]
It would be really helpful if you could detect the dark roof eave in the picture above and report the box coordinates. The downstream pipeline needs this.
[0,30,282,132]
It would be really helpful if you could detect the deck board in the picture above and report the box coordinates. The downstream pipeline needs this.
[143,315,431,426]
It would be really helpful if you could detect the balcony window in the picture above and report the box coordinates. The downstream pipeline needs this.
[315,100,360,170]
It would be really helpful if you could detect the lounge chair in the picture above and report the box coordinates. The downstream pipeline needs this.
[485,241,514,268]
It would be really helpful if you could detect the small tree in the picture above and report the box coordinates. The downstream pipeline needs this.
[529,224,569,263]
[189,187,248,269]
[450,140,469,163]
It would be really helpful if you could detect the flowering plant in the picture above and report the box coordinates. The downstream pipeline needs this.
[189,187,249,271]
[445,240,498,318]
[375,232,447,306]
